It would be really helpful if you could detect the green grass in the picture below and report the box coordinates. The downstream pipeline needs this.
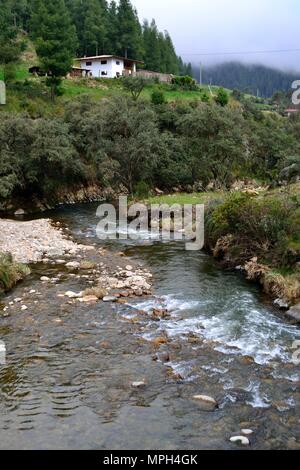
[142,192,223,206]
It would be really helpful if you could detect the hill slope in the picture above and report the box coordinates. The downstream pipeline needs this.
[193,62,299,97]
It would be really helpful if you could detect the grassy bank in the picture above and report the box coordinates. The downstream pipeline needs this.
[0,253,30,296]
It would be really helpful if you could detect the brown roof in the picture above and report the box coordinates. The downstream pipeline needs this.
[77,55,144,64]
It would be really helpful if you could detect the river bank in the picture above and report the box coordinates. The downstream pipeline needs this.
[140,186,300,322]
[0,216,153,306]
[0,202,299,450]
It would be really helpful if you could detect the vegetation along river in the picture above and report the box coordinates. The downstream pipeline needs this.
[0,202,299,450]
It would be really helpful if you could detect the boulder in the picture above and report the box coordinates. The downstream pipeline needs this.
[230,436,250,446]
[14,208,26,216]
[192,395,218,411]
[286,303,300,322]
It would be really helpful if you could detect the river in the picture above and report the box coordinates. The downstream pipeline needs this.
[0,202,299,449]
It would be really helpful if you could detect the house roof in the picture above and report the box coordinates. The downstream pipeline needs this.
[77,55,144,64]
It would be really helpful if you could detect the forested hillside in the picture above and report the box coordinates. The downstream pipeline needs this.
[1,0,191,75]
[193,62,299,97]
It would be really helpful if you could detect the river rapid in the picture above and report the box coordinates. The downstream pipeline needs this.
[0,202,299,449]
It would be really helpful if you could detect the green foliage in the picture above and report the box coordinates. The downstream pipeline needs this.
[30,0,77,97]
[0,252,30,294]
[206,191,300,267]
[134,181,150,198]
[121,76,147,101]
[0,0,22,81]
[151,89,166,105]
[172,75,198,91]
[215,88,229,107]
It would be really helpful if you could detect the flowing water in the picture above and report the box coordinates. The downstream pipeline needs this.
[0,203,299,449]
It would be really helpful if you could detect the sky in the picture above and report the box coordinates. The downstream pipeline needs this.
[131,0,300,71]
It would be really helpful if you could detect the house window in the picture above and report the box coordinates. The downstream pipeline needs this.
[116,61,120,65]
[86,61,92,66]
[101,60,107,65]
[101,71,108,76]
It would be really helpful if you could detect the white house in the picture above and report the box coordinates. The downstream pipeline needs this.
[77,55,143,79]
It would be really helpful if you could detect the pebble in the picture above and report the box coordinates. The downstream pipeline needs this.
[242,429,254,435]
[79,295,99,303]
[21,305,28,311]
[66,261,80,269]
[40,276,50,282]
[65,291,83,299]
[103,296,117,302]
[230,436,250,446]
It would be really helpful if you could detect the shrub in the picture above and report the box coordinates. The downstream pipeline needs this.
[0,252,30,294]
[151,89,166,105]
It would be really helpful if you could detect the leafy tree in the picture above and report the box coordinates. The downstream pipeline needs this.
[30,0,77,98]
[122,77,147,101]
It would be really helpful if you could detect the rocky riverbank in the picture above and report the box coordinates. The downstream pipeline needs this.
[0,216,153,304]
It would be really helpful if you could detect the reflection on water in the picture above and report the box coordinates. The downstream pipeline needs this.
[0,203,299,449]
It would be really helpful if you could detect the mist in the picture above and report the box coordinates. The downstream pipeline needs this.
[131,0,300,72]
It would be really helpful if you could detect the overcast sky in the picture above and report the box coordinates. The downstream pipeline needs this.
[131,0,300,71]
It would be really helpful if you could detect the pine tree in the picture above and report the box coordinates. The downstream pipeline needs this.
[31,0,77,98]
[106,0,119,54]
[116,0,143,59]
[82,0,107,56]
[0,0,22,81]
[142,20,161,72]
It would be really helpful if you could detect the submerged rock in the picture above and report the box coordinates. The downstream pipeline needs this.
[192,395,218,411]
[286,304,300,322]
[131,381,146,388]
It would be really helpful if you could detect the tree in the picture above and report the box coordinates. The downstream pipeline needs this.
[116,0,143,59]
[122,77,147,101]
[82,0,107,56]
[30,0,77,98]
[0,0,22,82]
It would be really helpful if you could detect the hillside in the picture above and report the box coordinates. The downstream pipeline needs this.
[193,62,299,97]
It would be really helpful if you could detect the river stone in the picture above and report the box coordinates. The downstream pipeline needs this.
[192,395,218,411]
[241,429,254,435]
[65,291,83,299]
[40,276,50,282]
[14,208,26,216]
[131,381,146,388]
[80,295,98,303]
[103,296,117,302]
[66,261,80,269]
[286,303,300,322]
[230,436,250,446]
[80,260,97,270]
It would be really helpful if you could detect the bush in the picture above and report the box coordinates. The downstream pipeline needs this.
[215,88,229,107]
[171,75,198,91]
[151,89,166,105]
[0,252,30,294]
